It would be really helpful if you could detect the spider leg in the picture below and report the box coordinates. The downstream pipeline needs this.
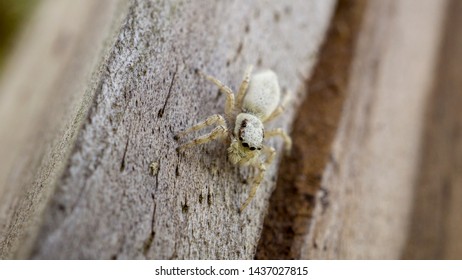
[240,145,276,212]
[236,65,254,108]
[175,114,226,140]
[265,128,292,154]
[177,125,228,152]
[198,70,235,118]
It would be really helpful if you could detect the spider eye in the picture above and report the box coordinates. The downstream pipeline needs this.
[250,147,256,151]
[239,136,243,141]
[257,147,262,150]
[242,143,249,148]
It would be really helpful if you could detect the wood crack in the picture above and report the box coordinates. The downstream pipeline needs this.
[255,0,367,259]
[158,66,177,118]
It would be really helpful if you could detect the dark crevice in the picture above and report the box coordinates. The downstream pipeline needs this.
[119,136,130,172]
[143,200,157,258]
[255,0,367,259]
[158,66,177,118]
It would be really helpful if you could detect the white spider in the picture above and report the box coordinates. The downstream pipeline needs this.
[175,65,292,212]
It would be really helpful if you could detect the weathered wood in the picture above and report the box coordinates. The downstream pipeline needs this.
[256,0,367,260]
[300,0,449,259]
[0,0,129,259]
[403,0,462,259]
[0,0,336,259]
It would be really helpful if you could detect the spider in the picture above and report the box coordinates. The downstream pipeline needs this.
[175,65,292,212]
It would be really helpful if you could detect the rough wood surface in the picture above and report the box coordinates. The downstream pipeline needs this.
[256,0,367,260]
[0,0,336,259]
[298,0,449,259]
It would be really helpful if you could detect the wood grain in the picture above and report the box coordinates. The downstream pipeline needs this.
[256,0,367,260]
[403,0,462,259]
[0,0,336,259]
[300,0,449,259]
[0,0,129,259]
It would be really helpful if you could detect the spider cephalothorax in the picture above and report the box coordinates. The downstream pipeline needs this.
[236,114,264,150]
[175,65,291,212]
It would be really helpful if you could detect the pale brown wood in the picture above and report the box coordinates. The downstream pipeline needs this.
[0,0,129,259]
[403,0,462,259]
[0,0,336,259]
[300,0,450,259]
[256,0,367,260]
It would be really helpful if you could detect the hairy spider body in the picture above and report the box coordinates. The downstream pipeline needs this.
[242,70,280,120]
[175,65,292,212]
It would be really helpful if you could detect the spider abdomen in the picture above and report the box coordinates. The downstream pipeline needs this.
[242,70,280,121]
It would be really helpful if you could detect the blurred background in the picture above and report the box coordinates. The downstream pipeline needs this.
[0,0,38,70]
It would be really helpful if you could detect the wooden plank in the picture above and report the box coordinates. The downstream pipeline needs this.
[403,0,462,259]
[299,0,449,259]
[256,0,367,260]
[0,0,336,259]
[0,0,137,259]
